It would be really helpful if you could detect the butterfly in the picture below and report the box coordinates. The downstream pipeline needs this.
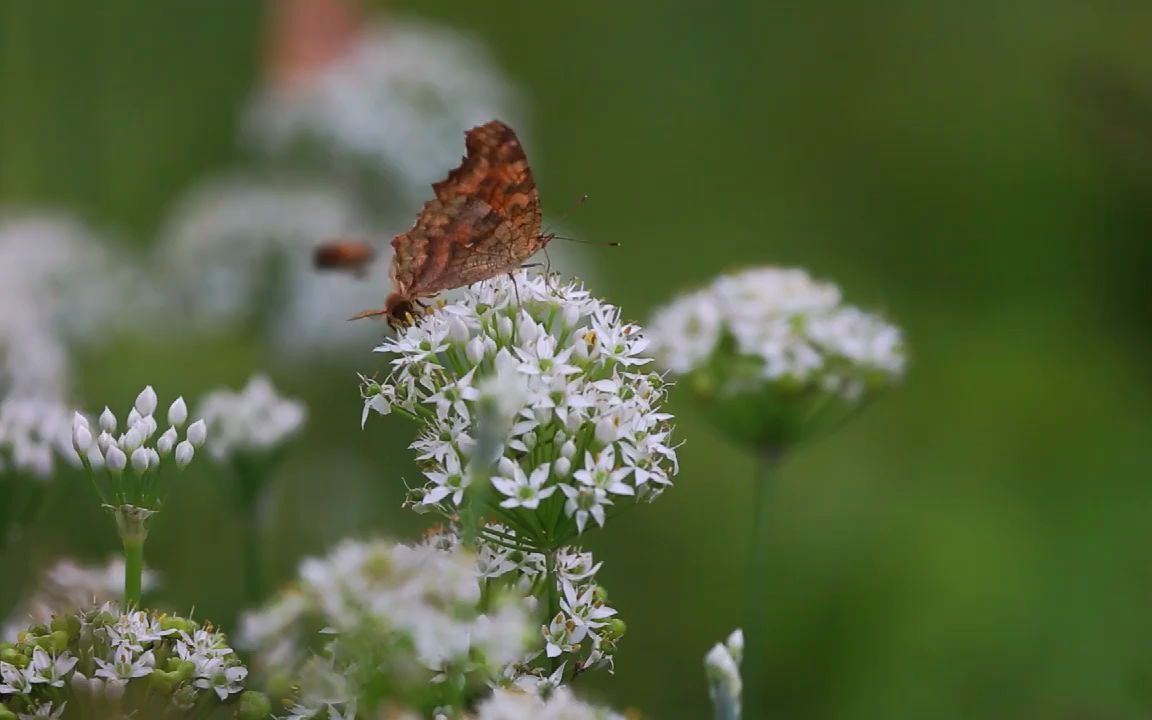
[351,120,552,324]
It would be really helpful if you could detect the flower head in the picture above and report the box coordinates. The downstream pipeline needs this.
[649,266,905,448]
[363,272,678,548]
[0,604,260,719]
[196,374,305,462]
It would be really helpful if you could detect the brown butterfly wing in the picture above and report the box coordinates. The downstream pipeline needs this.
[432,120,542,241]
[391,195,538,299]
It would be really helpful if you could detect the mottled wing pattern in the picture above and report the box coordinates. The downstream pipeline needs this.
[432,120,542,241]
[390,195,520,298]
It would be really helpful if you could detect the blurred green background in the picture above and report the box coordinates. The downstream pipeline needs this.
[4,1,1152,718]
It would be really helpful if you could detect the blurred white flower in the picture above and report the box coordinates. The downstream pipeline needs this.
[649,266,904,398]
[472,686,624,720]
[704,629,744,720]
[244,18,522,197]
[649,266,905,447]
[240,538,533,694]
[153,175,387,354]
[0,214,137,397]
[363,271,678,546]
[2,557,158,641]
[0,396,77,479]
[195,375,306,461]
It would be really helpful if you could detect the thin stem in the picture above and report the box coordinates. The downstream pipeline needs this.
[545,549,560,673]
[123,535,144,608]
[743,445,781,720]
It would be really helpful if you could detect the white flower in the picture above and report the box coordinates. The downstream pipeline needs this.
[195,375,304,461]
[94,646,155,681]
[560,581,616,631]
[363,272,678,545]
[16,700,66,720]
[168,396,188,427]
[542,613,587,659]
[492,460,556,510]
[130,447,150,473]
[475,686,623,720]
[649,266,905,400]
[25,647,78,687]
[0,659,32,694]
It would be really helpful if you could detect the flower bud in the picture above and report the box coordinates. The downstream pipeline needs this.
[86,444,106,469]
[595,418,617,445]
[174,440,194,468]
[236,691,273,720]
[554,456,572,479]
[141,414,158,439]
[72,411,89,432]
[148,448,161,468]
[127,408,142,428]
[130,447,150,473]
[167,397,188,428]
[448,316,470,343]
[186,419,207,448]
[120,427,144,453]
[72,423,92,454]
[560,440,577,459]
[135,385,158,416]
[156,427,178,455]
[105,446,127,474]
[97,431,114,453]
[99,406,117,433]
[497,315,513,340]
[466,335,487,364]
[0,705,15,720]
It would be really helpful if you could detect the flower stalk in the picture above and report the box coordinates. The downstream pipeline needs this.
[743,446,780,720]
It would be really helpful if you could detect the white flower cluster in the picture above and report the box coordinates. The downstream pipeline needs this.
[362,271,679,544]
[240,537,534,717]
[153,176,391,354]
[704,629,744,720]
[244,18,521,196]
[0,215,135,397]
[73,386,205,481]
[195,375,306,462]
[427,524,624,677]
[0,396,77,479]
[2,557,158,642]
[0,604,254,719]
[471,686,624,720]
[649,267,905,401]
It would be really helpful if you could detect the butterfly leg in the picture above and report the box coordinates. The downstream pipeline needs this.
[507,272,523,308]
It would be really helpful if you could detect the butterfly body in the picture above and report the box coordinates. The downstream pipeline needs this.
[353,120,550,325]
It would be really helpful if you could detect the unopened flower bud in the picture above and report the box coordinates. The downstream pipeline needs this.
[72,424,92,453]
[72,411,89,432]
[186,419,206,448]
[448,316,470,343]
[595,418,617,445]
[174,440,194,468]
[127,408,142,428]
[466,335,487,364]
[168,397,188,428]
[236,691,273,720]
[105,446,127,473]
[120,427,144,453]
[99,407,117,433]
[148,448,161,468]
[135,385,158,416]
[560,440,577,459]
[554,456,572,479]
[156,427,178,455]
[130,447,150,473]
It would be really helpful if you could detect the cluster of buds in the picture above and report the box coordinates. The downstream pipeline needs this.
[72,386,205,509]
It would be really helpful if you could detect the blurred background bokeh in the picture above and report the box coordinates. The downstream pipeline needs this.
[3,1,1152,717]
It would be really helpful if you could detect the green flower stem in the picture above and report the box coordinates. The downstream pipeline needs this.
[231,458,269,606]
[743,446,781,720]
[113,504,152,608]
[122,535,144,608]
[545,549,560,673]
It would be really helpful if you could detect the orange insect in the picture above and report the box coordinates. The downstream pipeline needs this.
[312,240,377,276]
